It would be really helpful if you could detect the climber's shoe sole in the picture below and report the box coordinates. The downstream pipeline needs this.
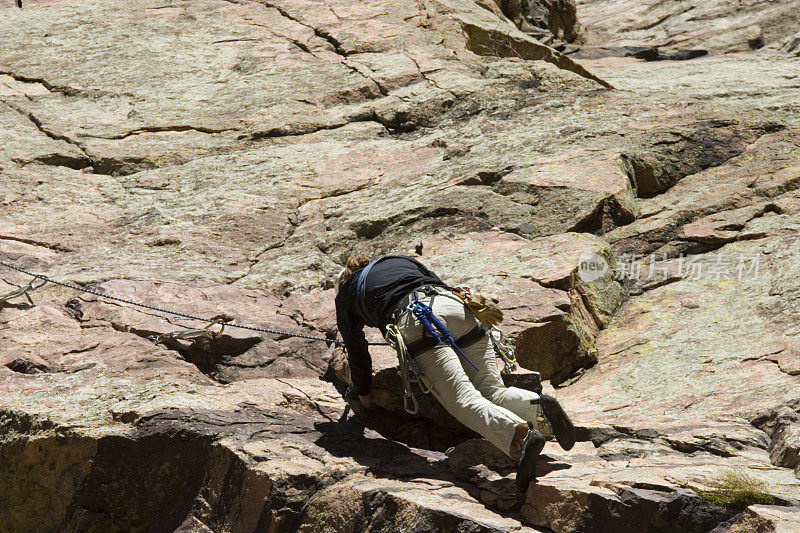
[516,429,546,493]
[540,394,576,451]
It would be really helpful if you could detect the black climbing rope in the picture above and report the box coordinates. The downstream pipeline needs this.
[0,258,351,346]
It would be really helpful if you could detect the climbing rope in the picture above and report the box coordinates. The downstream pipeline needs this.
[0,258,348,346]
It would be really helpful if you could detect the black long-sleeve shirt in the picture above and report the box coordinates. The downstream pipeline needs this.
[335,256,447,395]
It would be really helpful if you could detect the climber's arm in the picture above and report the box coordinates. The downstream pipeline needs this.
[335,292,373,400]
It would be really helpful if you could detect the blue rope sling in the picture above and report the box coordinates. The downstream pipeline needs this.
[407,300,480,370]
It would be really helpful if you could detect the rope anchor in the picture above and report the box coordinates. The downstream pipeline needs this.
[0,258,346,346]
[149,318,228,344]
[0,277,47,305]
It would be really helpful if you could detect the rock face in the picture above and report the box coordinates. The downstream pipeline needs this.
[493,0,582,46]
[713,504,800,533]
[776,32,800,56]
[2,0,800,532]
[575,0,800,58]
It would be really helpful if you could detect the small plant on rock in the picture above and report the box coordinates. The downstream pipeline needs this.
[696,469,774,509]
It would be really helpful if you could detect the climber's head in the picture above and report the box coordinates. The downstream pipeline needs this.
[334,255,371,294]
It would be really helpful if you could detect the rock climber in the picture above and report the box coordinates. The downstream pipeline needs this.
[334,254,576,491]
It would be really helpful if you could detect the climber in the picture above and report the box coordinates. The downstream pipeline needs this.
[334,254,576,491]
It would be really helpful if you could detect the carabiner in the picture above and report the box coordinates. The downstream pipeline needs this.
[403,389,420,415]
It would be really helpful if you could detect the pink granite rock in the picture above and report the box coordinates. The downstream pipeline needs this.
[2,0,800,530]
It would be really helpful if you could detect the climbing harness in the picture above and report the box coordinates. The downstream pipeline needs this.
[348,253,520,415]
[408,300,480,371]
[0,258,347,346]
[406,287,517,374]
[384,323,433,415]
[386,290,519,414]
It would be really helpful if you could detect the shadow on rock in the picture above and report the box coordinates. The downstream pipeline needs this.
[537,455,573,476]
[314,416,443,477]
[314,417,563,517]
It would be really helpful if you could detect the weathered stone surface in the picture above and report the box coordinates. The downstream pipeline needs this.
[3,0,800,531]
[753,400,800,476]
[771,421,800,476]
[776,32,800,56]
[575,0,800,56]
[521,441,800,533]
[620,120,772,198]
[0,301,535,531]
[70,279,335,382]
[604,126,800,258]
[493,0,582,45]
[712,504,800,533]
[558,233,800,436]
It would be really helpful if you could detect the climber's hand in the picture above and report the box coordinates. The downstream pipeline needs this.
[359,393,374,409]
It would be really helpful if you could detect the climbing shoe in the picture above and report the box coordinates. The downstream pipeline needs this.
[539,394,576,451]
[515,429,546,493]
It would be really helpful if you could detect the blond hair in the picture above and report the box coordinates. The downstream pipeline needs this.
[335,255,371,293]
[344,255,371,278]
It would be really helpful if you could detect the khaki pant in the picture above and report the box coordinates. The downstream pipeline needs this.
[395,287,542,457]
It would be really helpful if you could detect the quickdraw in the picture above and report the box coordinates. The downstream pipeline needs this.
[488,326,518,375]
[384,323,432,415]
